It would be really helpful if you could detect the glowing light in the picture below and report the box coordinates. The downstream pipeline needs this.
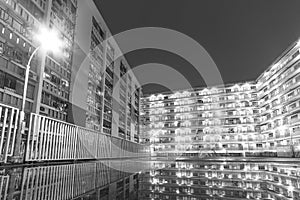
[288,186,294,191]
[271,62,279,71]
[35,26,64,53]
[157,94,164,100]
[176,172,182,178]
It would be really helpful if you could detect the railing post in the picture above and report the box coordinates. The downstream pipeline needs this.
[25,113,33,161]
[74,126,78,160]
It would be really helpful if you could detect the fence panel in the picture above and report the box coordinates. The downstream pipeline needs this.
[111,137,122,158]
[25,112,149,162]
[76,127,98,159]
[0,103,19,163]
[96,134,111,159]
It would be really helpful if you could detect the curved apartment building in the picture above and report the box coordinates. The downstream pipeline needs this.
[140,39,300,158]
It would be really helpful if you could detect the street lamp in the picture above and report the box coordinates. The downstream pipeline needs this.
[22,26,63,115]
[12,26,64,163]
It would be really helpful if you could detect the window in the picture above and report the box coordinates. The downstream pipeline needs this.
[256,144,262,148]
[292,50,299,59]
[27,84,35,99]
[0,56,8,67]
[5,94,11,104]
[15,80,23,95]
[120,61,127,77]
[0,70,5,88]
[4,74,16,90]
[100,187,109,196]
[291,115,298,121]
[296,75,300,82]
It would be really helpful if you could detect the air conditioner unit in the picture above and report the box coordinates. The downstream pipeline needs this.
[29,72,38,81]
[40,107,48,115]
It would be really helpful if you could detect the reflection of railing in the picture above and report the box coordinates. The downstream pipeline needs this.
[0,103,19,163]
[18,161,137,200]
[25,113,148,162]
[0,172,9,199]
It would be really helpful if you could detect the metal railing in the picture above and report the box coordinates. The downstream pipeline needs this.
[0,103,19,163]
[0,103,149,163]
[25,113,149,162]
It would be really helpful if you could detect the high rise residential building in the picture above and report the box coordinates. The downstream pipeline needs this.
[0,0,78,155]
[0,0,146,165]
[257,41,300,156]
[140,82,260,157]
[0,0,43,114]
[40,0,77,121]
[69,0,141,142]
[0,0,77,121]
[0,0,141,143]
[141,39,300,157]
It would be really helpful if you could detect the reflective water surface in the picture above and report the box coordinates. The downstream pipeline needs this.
[1,158,300,200]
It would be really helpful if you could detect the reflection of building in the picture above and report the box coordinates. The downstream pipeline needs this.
[0,169,10,199]
[139,160,300,200]
[141,39,300,157]
[1,161,139,200]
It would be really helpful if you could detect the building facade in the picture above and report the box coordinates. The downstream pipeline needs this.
[0,0,141,143]
[257,41,300,156]
[0,0,145,164]
[0,0,78,159]
[69,0,141,142]
[141,39,300,157]
[0,0,77,121]
[141,82,260,157]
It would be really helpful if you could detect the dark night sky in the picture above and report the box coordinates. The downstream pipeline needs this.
[94,0,300,95]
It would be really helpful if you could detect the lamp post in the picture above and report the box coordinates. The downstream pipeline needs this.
[12,26,63,163]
